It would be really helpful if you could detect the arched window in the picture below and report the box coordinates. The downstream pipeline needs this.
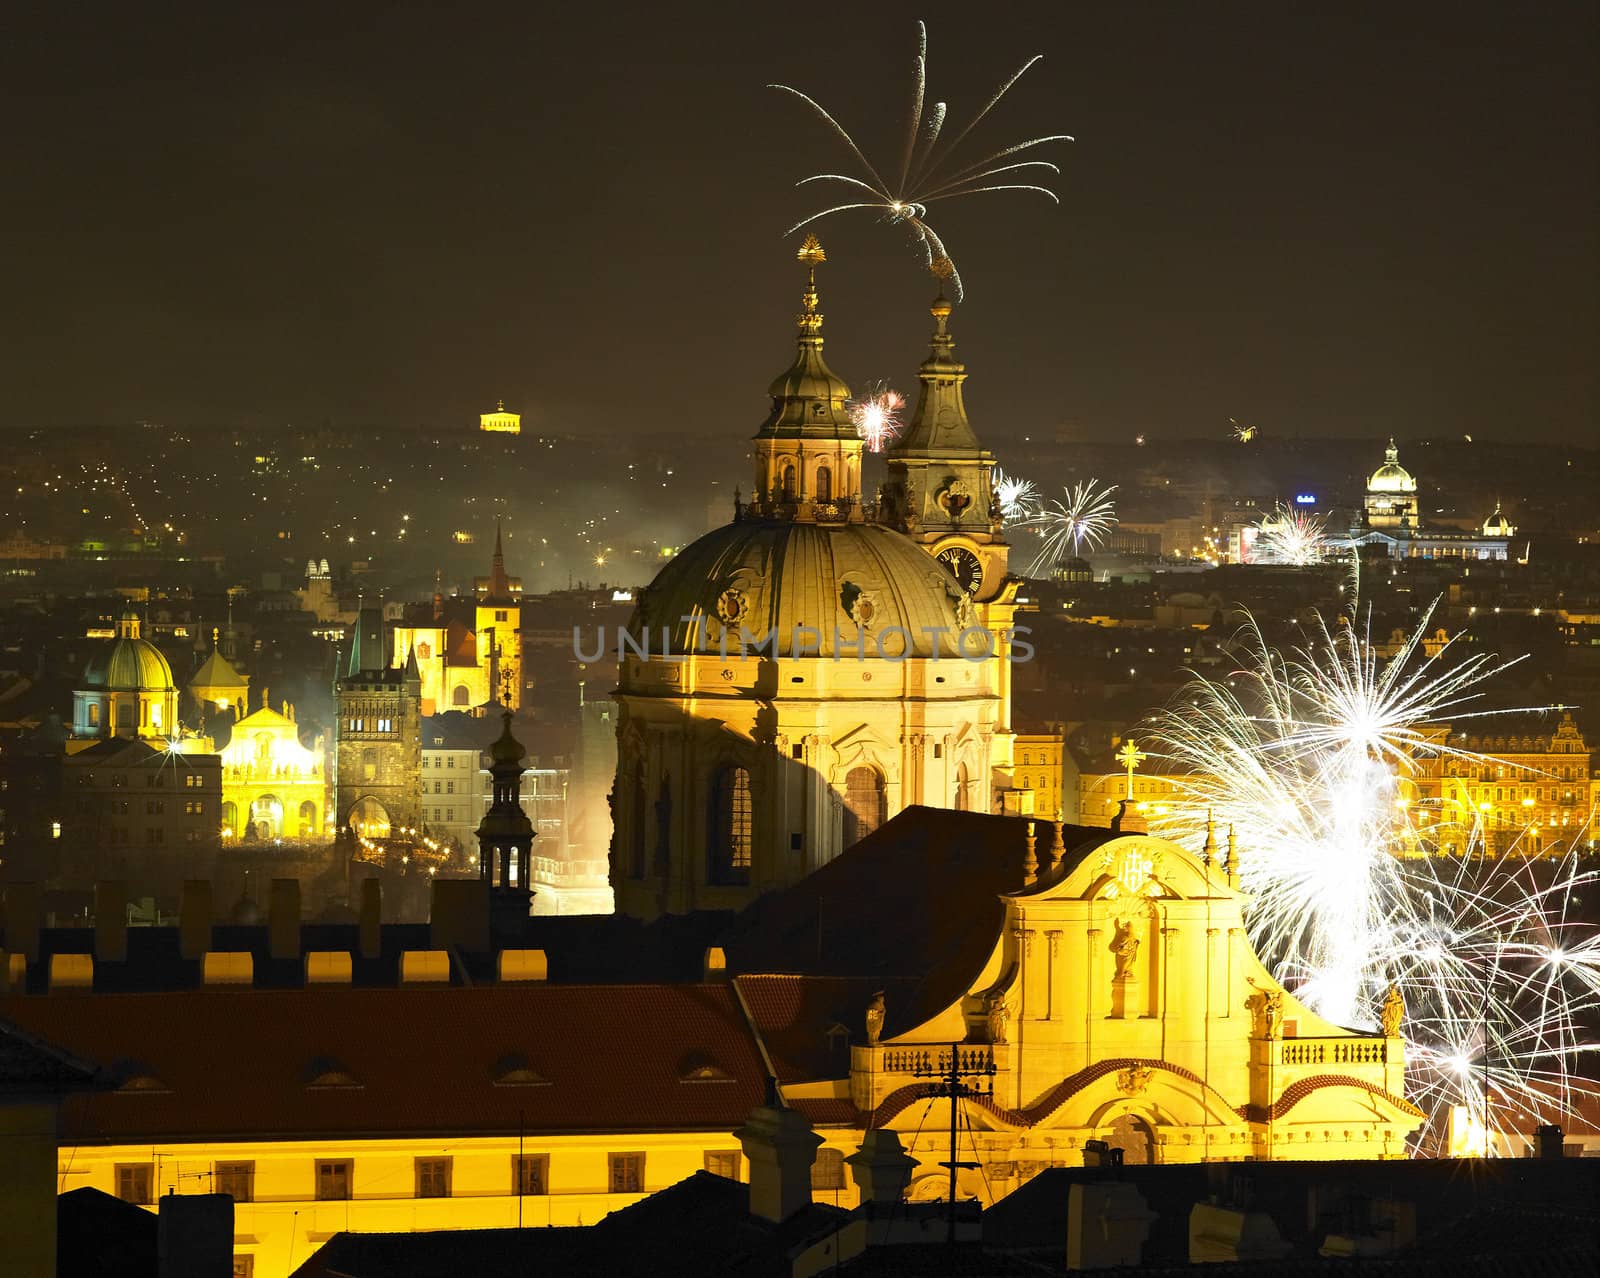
[452,684,471,706]
[780,462,796,498]
[955,762,972,811]
[88,702,101,727]
[816,466,833,502]
[844,766,885,846]
[709,765,753,886]
[629,761,648,879]
[298,800,317,837]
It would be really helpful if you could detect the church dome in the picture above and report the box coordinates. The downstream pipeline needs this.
[82,612,175,692]
[1482,504,1515,536]
[630,519,968,659]
[1367,439,1416,494]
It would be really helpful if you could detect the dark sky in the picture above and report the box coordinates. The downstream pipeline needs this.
[1,1,1593,446]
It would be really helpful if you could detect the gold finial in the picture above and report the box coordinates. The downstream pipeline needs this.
[795,237,825,337]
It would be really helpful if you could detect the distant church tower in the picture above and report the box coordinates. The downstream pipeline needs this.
[333,604,422,838]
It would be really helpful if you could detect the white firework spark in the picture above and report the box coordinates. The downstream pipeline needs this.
[1022,479,1118,576]
[849,384,905,452]
[771,21,1072,301]
[1252,504,1330,566]
[1143,603,1600,1143]
[992,466,1038,524]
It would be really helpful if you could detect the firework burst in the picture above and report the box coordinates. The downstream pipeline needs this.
[1230,418,1259,443]
[848,384,905,452]
[1142,603,1600,1145]
[992,466,1038,524]
[1021,479,1118,576]
[1252,504,1331,566]
[771,21,1072,301]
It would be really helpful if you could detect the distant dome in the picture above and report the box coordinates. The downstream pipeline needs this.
[1482,505,1515,536]
[82,611,175,693]
[631,519,967,659]
[1367,439,1416,494]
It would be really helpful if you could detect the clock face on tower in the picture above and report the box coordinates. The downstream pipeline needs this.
[936,545,984,596]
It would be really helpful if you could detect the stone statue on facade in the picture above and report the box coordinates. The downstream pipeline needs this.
[1111,921,1141,982]
[984,990,1010,1045]
[864,991,886,1046]
[1381,985,1405,1038]
[1245,980,1285,1039]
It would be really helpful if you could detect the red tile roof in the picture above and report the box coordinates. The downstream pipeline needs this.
[6,983,768,1142]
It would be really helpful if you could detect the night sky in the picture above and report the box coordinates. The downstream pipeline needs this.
[2,1,1593,446]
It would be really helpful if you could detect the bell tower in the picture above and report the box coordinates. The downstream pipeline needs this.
[476,693,534,927]
[747,235,866,522]
[881,295,1010,602]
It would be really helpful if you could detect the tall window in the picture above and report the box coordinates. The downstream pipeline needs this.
[514,1154,549,1196]
[115,1163,153,1204]
[811,1148,845,1191]
[215,1161,254,1203]
[780,462,796,498]
[315,1160,352,1201]
[452,684,471,706]
[844,767,886,846]
[815,466,832,501]
[415,1157,451,1198]
[955,762,972,812]
[609,1152,645,1194]
[629,762,648,878]
[710,765,753,885]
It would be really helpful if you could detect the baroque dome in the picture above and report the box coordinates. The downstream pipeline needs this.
[1367,439,1416,494]
[81,612,175,692]
[631,518,970,659]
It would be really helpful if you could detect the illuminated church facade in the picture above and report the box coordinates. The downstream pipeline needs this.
[611,243,1019,918]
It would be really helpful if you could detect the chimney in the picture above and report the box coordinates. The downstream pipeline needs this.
[497,949,547,982]
[735,1086,823,1224]
[268,879,301,961]
[358,879,381,960]
[95,882,127,962]
[430,878,490,955]
[844,1128,915,1206]
[1537,1124,1565,1159]
[158,1192,233,1278]
[179,881,212,960]
[2,882,42,961]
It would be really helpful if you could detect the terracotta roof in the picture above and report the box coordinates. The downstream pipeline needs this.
[736,974,914,1083]
[0,1017,103,1096]
[724,806,1112,1038]
[5,984,768,1142]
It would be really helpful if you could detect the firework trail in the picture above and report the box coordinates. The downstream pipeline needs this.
[992,466,1038,524]
[1021,479,1118,576]
[770,21,1072,301]
[1141,603,1600,1143]
[1252,504,1331,566]
[849,384,906,452]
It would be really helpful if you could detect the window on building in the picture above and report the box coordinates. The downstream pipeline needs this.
[231,1258,254,1278]
[453,684,471,706]
[415,1157,452,1198]
[815,465,832,501]
[146,828,164,845]
[315,1160,352,1200]
[434,781,442,794]
[811,1148,845,1190]
[843,767,886,846]
[496,610,508,622]
[709,765,752,886]
[514,1154,549,1196]
[629,762,648,879]
[115,1163,153,1204]
[88,703,101,726]
[446,757,455,769]
[215,1161,254,1202]
[608,1153,645,1194]
[704,1151,741,1180]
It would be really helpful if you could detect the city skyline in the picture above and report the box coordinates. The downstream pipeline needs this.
[0,1,1593,444]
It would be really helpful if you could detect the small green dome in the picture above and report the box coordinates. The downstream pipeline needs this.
[82,612,175,692]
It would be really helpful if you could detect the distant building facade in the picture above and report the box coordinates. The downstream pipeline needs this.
[478,399,521,434]
[1353,439,1514,561]
[219,698,327,842]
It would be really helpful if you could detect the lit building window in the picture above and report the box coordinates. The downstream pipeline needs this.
[608,1152,645,1194]
[514,1154,548,1196]
[115,1163,153,1204]
[415,1157,451,1198]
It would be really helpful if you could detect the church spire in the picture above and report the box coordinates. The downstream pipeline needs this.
[892,293,982,454]
[487,519,511,600]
